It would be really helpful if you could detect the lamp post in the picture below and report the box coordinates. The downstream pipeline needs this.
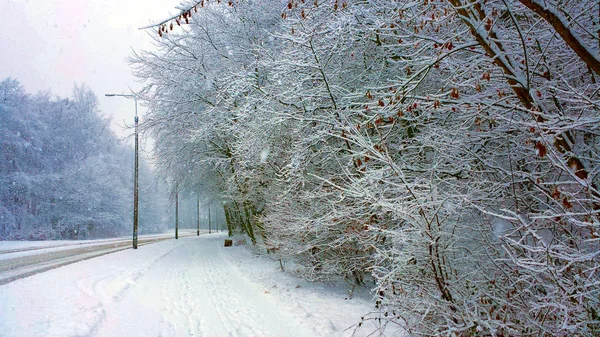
[208,204,212,234]
[105,93,139,249]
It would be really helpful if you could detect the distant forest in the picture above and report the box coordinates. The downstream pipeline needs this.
[0,78,168,240]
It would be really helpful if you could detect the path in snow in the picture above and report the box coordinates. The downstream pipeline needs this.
[0,234,390,337]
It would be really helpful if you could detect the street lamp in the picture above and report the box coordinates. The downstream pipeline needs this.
[105,93,139,249]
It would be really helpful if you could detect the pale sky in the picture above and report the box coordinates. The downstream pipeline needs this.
[0,0,179,140]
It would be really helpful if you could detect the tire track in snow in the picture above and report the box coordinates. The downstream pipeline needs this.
[202,248,263,336]
[185,235,314,337]
[175,245,205,336]
[77,240,185,337]
[158,243,205,336]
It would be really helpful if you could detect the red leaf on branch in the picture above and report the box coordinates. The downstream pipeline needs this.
[536,141,547,158]
[562,197,572,209]
[450,88,459,99]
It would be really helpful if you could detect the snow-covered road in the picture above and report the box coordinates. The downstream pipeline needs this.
[0,234,388,337]
[0,232,198,285]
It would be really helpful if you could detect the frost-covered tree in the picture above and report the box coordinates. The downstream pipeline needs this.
[130,0,287,243]
[135,0,599,335]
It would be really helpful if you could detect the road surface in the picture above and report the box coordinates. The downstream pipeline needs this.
[0,232,197,285]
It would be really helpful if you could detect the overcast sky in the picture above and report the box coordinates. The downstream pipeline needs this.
[0,0,179,140]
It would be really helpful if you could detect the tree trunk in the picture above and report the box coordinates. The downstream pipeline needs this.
[223,204,233,237]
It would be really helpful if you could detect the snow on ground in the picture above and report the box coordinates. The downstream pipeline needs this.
[0,233,399,337]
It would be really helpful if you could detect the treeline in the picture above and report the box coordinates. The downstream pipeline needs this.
[132,0,599,335]
[0,78,168,240]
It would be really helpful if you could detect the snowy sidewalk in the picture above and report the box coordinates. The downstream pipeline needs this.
[0,234,384,337]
